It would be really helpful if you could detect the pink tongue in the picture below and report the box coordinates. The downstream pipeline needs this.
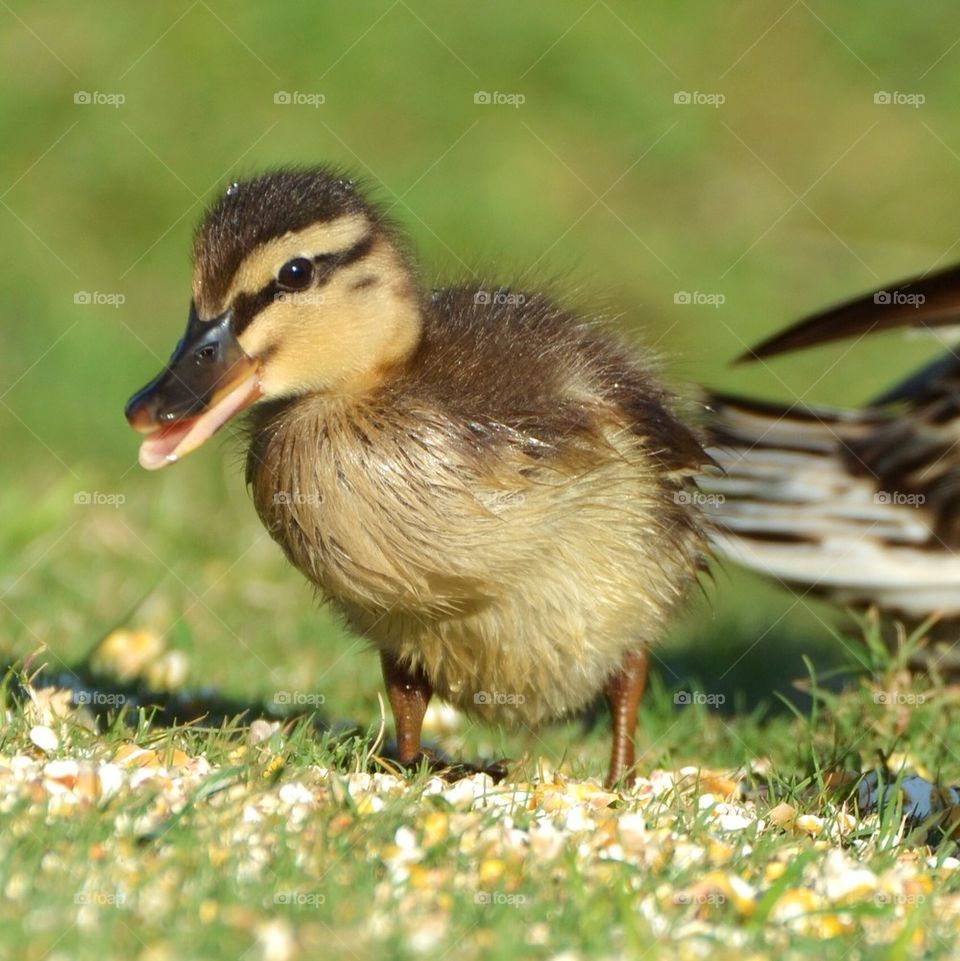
[138,420,196,469]
[138,372,261,470]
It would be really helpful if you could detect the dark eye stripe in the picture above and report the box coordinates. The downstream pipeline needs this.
[231,233,374,335]
[311,232,374,280]
[232,283,281,336]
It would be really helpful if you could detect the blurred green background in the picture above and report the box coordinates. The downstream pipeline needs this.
[2,1,958,750]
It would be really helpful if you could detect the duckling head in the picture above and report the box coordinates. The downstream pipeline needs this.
[125,167,422,470]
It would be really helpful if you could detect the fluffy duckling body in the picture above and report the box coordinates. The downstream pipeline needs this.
[126,168,709,785]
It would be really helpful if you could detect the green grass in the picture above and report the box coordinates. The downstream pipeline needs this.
[3,1,960,957]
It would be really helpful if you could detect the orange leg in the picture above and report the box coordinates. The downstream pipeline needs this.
[603,649,649,788]
[380,650,432,764]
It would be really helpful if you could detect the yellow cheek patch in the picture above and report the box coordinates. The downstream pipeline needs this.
[194,213,372,317]
[234,242,421,398]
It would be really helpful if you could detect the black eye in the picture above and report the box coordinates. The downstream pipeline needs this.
[194,344,217,363]
[277,257,314,291]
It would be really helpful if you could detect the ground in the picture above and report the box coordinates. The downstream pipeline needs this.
[3,619,960,960]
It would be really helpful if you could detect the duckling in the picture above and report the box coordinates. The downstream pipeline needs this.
[125,167,710,786]
[700,261,960,670]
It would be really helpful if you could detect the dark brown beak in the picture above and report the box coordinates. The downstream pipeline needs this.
[125,303,260,469]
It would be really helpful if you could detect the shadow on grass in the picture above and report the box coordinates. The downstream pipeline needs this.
[1,611,864,762]
[659,621,858,718]
[5,659,335,738]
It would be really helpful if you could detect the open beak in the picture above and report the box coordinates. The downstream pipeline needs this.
[125,304,261,470]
